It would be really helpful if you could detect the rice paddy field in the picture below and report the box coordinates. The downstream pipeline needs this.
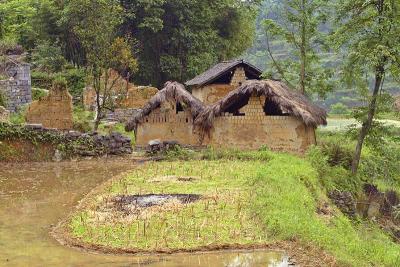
[65,151,400,266]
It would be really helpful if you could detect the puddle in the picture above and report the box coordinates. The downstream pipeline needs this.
[0,159,291,267]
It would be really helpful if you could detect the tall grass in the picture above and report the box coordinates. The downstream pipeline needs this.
[69,151,400,266]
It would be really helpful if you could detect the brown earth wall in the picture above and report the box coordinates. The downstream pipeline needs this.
[136,108,201,147]
[192,84,235,105]
[26,88,73,130]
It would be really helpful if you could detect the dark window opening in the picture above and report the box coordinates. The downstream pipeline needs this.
[212,71,234,84]
[176,102,184,114]
[224,95,249,116]
[263,98,288,116]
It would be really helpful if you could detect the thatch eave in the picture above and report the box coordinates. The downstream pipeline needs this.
[125,82,205,132]
[194,80,327,133]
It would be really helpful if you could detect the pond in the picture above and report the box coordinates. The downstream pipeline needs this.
[0,158,290,267]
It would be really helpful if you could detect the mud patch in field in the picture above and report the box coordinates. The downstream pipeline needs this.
[113,194,201,209]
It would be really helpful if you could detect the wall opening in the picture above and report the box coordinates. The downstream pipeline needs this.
[263,98,288,116]
[176,102,184,114]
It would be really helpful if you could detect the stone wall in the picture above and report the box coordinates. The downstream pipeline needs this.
[106,108,140,123]
[0,63,32,112]
[0,106,10,122]
[26,85,73,130]
[0,123,132,162]
[192,84,234,105]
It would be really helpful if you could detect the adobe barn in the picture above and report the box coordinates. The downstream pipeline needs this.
[196,80,327,152]
[126,80,327,153]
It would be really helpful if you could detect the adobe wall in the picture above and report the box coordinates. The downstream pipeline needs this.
[192,84,234,104]
[26,86,73,130]
[120,86,158,108]
[205,96,316,152]
[135,103,200,147]
[191,67,247,105]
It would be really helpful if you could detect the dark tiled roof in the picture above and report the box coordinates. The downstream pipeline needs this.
[185,59,262,87]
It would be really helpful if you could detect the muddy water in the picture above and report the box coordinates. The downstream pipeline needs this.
[0,159,288,267]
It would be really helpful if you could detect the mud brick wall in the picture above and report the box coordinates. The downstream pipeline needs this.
[120,86,158,108]
[0,64,32,112]
[192,84,234,104]
[136,103,200,147]
[26,87,73,130]
[191,67,247,105]
[83,85,158,111]
[0,106,10,122]
[230,67,246,87]
[205,96,316,152]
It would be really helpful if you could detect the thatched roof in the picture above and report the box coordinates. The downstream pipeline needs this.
[125,82,205,132]
[185,59,262,87]
[195,80,327,133]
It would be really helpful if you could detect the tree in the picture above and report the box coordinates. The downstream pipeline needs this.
[120,0,260,87]
[262,0,333,96]
[64,0,138,130]
[333,0,400,174]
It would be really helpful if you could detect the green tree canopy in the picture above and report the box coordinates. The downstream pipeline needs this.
[120,0,260,87]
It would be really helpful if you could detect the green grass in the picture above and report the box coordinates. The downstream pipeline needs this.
[68,150,400,266]
[70,159,270,250]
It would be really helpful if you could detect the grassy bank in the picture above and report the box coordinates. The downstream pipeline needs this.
[66,149,400,266]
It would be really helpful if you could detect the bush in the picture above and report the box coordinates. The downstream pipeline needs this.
[0,91,7,107]
[307,146,362,194]
[31,41,67,72]
[31,68,85,100]
[73,106,94,133]
[330,102,351,115]
[9,106,27,125]
[31,88,48,100]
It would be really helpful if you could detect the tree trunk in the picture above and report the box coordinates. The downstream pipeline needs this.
[299,0,306,95]
[351,65,384,174]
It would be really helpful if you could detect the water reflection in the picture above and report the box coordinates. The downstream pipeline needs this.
[0,159,289,267]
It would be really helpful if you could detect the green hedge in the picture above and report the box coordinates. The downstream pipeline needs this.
[31,68,85,100]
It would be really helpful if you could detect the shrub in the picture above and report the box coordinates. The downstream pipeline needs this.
[0,91,7,107]
[307,146,362,194]
[73,106,93,133]
[31,88,48,100]
[330,102,351,115]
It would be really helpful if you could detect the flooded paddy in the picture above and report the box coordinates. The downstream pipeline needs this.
[0,159,289,267]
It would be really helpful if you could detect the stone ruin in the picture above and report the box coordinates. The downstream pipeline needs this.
[0,62,32,112]
[26,82,73,130]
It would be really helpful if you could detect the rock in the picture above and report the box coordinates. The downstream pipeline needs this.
[25,123,43,129]
[367,201,381,219]
[328,190,357,218]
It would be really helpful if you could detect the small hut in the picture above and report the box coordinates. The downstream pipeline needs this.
[125,82,205,147]
[186,59,262,104]
[195,80,327,152]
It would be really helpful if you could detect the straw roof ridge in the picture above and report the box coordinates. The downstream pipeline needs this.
[125,81,205,132]
[185,59,262,87]
[194,80,327,133]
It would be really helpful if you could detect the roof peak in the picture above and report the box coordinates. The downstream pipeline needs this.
[185,59,262,87]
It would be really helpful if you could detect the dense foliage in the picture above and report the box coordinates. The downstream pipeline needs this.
[0,0,259,88]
